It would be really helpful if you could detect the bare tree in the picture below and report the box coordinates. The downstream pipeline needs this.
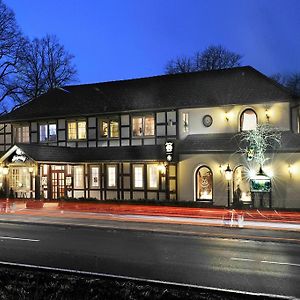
[165,45,242,74]
[270,72,300,96]
[197,45,242,71]
[15,35,77,101]
[165,56,195,74]
[0,0,26,106]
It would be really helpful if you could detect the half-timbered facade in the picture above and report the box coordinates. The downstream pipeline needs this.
[0,66,299,207]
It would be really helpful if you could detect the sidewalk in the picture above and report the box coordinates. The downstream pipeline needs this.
[0,200,300,231]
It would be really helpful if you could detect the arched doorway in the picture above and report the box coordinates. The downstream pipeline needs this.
[233,165,251,207]
[195,166,213,202]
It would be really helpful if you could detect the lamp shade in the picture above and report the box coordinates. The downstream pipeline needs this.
[225,164,232,181]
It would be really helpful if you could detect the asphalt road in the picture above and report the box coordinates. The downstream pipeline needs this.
[0,222,299,298]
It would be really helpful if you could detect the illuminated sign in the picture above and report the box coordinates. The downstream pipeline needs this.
[11,148,28,163]
[165,141,174,162]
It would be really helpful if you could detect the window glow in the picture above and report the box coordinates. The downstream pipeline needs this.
[148,165,158,189]
[132,116,154,136]
[15,126,29,143]
[90,166,99,187]
[68,122,77,140]
[133,165,143,188]
[74,165,84,189]
[240,109,257,131]
[78,121,86,139]
[107,166,116,187]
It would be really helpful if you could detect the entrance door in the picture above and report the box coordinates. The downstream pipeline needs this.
[51,166,65,199]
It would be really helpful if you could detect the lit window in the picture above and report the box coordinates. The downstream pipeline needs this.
[240,109,257,131]
[15,126,29,143]
[107,166,117,187]
[196,166,213,201]
[39,123,57,142]
[147,165,158,189]
[133,165,143,188]
[132,115,154,137]
[78,121,86,139]
[74,165,84,189]
[68,121,86,140]
[90,166,100,188]
[99,119,119,138]
[183,112,189,132]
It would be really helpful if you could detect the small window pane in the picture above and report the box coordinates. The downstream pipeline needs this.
[49,124,57,141]
[107,166,116,187]
[144,116,154,136]
[90,166,100,188]
[110,121,119,138]
[68,122,77,140]
[148,165,158,189]
[132,117,143,136]
[100,120,108,138]
[78,121,86,139]
[183,112,189,132]
[39,125,48,142]
[133,165,143,188]
[74,166,84,189]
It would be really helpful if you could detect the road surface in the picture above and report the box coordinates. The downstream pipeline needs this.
[0,221,299,298]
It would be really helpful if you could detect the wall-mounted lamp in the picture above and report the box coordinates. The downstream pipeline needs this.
[225,112,230,122]
[158,163,166,174]
[2,166,9,175]
[265,109,270,123]
[28,167,34,173]
[288,164,296,177]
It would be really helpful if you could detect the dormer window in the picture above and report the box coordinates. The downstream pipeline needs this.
[240,109,257,131]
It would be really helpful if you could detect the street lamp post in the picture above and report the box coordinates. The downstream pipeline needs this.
[225,164,233,208]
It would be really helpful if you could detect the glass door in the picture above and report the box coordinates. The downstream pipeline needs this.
[51,165,65,199]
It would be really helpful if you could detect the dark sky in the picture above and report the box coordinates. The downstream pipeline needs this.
[5,0,300,84]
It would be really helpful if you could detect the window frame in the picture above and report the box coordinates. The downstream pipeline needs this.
[39,122,57,143]
[67,120,87,141]
[89,165,100,189]
[132,115,155,137]
[240,108,257,132]
[133,164,144,189]
[107,165,117,188]
[99,117,120,139]
[15,125,30,143]
[73,165,84,189]
[195,165,213,202]
[147,164,159,190]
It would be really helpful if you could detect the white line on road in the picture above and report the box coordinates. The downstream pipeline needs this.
[231,257,300,268]
[0,261,294,300]
[230,257,255,262]
[261,260,300,268]
[0,236,40,242]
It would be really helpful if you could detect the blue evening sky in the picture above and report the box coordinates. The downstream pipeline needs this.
[5,0,300,84]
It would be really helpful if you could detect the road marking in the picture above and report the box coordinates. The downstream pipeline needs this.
[0,236,40,242]
[0,261,294,300]
[261,260,300,268]
[230,257,255,262]
[231,257,300,268]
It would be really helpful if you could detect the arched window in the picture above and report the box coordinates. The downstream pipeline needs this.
[233,165,251,205]
[240,109,257,131]
[196,166,213,201]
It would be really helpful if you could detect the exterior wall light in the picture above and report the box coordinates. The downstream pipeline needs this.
[224,164,233,207]
[158,163,166,174]
[3,166,9,175]
[288,164,296,177]
[28,167,34,173]
[265,109,270,122]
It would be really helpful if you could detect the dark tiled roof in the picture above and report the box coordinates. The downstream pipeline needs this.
[14,144,166,162]
[178,131,300,153]
[0,66,295,122]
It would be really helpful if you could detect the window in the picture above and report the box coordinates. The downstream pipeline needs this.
[100,118,119,138]
[10,167,30,192]
[183,112,189,132]
[240,109,257,131]
[107,166,117,188]
[90,166,100,188]
[132,115,154,137]
[74,165,84,189]
[196,166,213,201]
[15,126,29,143]
[68,121,86,140]
[147,165,159,189]
[133,165,143,188]
[39,123,57,142]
